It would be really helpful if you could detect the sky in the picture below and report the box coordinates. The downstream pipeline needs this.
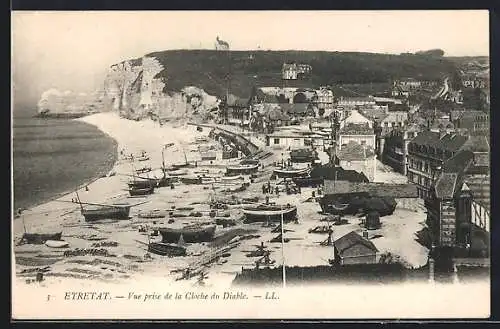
[12,10,489,107]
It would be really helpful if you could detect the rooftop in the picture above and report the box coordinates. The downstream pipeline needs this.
[335,231,378,254]
[323,181,418,198]
[337,141,375,161]
[340,123,374,135]
[435,173,459,199]
[460,135,490,153]
[410,131,468,152]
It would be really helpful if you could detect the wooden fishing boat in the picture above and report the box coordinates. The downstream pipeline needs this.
[221,175,244,182]
[128,179,157,189]
[129,186,155,196]
[81,205,132,222]
[226,163,259,175]
[148,242,187,257]
[167,169,188,176]
[180,176,202,185]
[273,166,311,178]
[243,204,297,223]
[136,166,152,174]
[159,225,216,243]
[21,232,63,245]
[138,209,167,219]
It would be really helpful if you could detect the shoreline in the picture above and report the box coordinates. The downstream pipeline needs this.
[12,114,119,212]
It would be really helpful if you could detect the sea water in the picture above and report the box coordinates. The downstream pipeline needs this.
[12,107,117,211]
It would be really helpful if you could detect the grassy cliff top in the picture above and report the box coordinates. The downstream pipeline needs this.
[123,49,461,98]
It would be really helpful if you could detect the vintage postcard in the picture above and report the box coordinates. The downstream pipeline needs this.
[11,10,490,320]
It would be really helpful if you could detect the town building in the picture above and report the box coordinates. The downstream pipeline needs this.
[462,76,488,89]
[338,113,376,152]
[226,96,250,125]
[337,141,377,181]
[337,96,376,107]
[380,124,420,175]
[379,111,408,135]
[314,87,334,116]
[393,78,422,90]
[265,128,325,150]
[333,231,379,265]
[391,85,410,99]
[406,131,469,199]
[340,109,374,129]
[450,110,489,135]
[425,149,490,256]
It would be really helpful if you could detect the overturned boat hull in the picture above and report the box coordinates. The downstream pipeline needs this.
[159,225,217,243]
[129,186,155,196]
[148,242,187,257]
[81,206,131,222]
[243,205,297,223]
[21,232,63,244]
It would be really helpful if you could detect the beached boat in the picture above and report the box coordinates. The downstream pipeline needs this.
[81,205,132,222]
[138,209,167,219]
[129,185,155,196]
[273,166,311,178]
[148,242,187,257]
[136,166,152,174]
[289,149,318,163]
[21,232,63,245]
[180,176,202,185]
[243,204,297,223]
[221,175,244,182]
[136,155,150,162]
[167,169,188,176]
[226,163,259,175]
[159,225,216,243]
[127,179,157,189]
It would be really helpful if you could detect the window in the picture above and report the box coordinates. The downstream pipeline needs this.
[274,138,280,145]
[384,122,389,128]
[361,140,366,145]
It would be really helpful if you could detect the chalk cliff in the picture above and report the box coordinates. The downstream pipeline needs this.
[101,56,220,121]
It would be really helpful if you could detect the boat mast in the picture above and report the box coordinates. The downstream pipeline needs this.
[281,205,286,288]
[75,189,84,212]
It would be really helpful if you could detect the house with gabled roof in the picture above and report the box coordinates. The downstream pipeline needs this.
[333,231,379,265]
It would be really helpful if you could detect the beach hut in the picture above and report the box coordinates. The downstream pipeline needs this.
[365,211,381,230]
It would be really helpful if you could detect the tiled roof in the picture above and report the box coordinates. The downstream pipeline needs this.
[443,150,475,173]
[323,180,418,198]
[359,109,388,122]
[410,131,468,152]
[337,141,375,161]
[460,135,490,153]
[340,123,374,135]
[435,173,459,199]
[334,231,378,254]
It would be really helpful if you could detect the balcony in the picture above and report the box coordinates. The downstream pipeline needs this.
[407,166,434,179]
